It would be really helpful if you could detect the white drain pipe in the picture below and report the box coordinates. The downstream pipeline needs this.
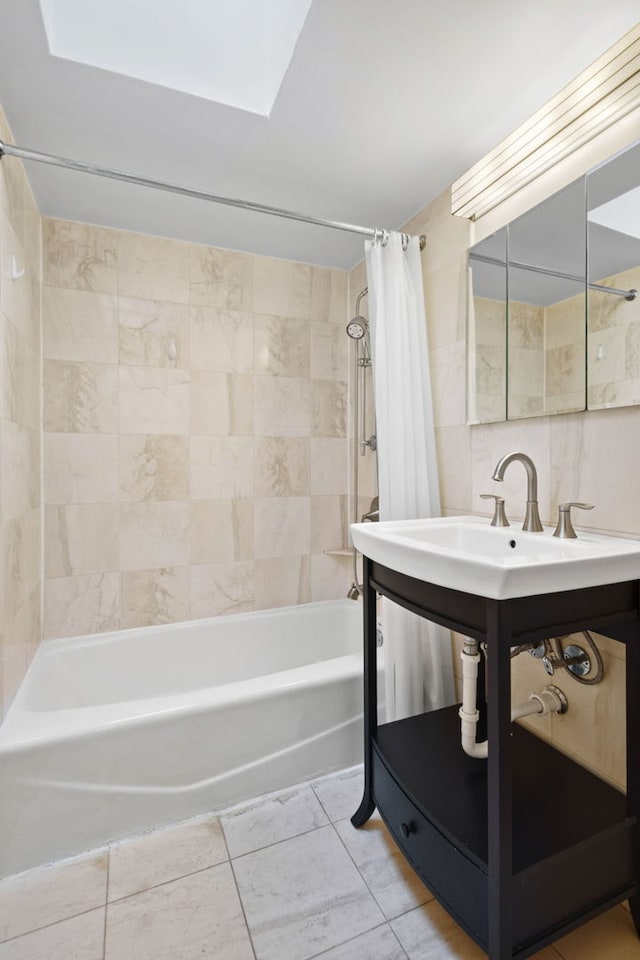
[459,640,567,759]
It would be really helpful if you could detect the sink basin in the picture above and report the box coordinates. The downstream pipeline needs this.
[350,516,640,599]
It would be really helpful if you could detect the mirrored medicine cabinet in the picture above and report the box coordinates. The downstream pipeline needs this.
[467,137,640,424]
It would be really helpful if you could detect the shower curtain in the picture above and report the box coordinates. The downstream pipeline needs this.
[365,232,454,720]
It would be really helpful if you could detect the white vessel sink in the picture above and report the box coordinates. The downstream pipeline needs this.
[350,516,640,599]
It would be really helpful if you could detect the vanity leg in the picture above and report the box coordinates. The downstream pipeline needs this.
[351,556,377,827]
[626,611,640,937]
[486,600,513,959]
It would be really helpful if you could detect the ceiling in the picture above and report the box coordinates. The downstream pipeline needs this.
[0,0,639,270]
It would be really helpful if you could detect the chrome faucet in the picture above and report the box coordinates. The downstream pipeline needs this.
[491,452,543,532]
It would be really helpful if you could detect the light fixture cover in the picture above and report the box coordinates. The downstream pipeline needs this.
[452,24,640,220]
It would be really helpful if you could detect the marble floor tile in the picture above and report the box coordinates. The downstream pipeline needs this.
[0,909,105,960]
[0,850,108,942]
[335,812,432,919]
[308,924,408,960]
[553,906,640,959]
[390,902,486,960]
[391,903,562,960]
[221,784,329,858]
[233,824,384,960]
[104,862,253,960]
[108,813,228,902]
[310,765,364,822]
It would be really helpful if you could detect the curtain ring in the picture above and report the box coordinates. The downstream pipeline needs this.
[401,233,409,251]
[381,229,389,247]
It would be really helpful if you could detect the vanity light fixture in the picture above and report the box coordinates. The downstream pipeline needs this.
[451,23,640,220]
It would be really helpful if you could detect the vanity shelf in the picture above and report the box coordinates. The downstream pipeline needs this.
[352,557,640,960]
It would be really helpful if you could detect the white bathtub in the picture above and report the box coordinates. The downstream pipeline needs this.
[0,599,376,878]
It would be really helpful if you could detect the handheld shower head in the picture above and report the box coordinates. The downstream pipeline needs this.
[346,317,367,340]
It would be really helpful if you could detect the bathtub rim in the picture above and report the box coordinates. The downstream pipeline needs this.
[0,598,366,753]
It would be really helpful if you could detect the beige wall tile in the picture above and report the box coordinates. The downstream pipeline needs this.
[120,434,189,501]
[430,340,466,428]
[1,422,40,523]
[1,315,39,430]
[253,376,310,437]
[43,218,118,293]
[119,366,190,435]
[0,219,29,341]
[45,573,121,639]
[311,380,347,437]
[311,268,347,324]
[254,438,309,497]
[0,110,43,701]
[190,562,254,619]
[311,495,348,553]
[434,425,470,513]
[44,359,118,433]
[119,298,189,369]
[118,232,189,303]
[3,614,37,716]
[549,650,626,787]
[190,306,253,372]
[254,497,310,559]
[310,554,349,602]
[119,502,190,571]
[191,371,253,435]
[310,321,348,380]
[253,257,311,320]
[254,555,310,609]
[550,407,640,534]
[254,315,309,377]
[189,245,252,310]
[122,567,190,629]
[44,434,119,504]
[190,436,254,499]
[45,504,119,578]
[43,287,118,362]
[3,509,40,623]
[310,438,348,496]
[189,500,253,565]
[424,255,468,350]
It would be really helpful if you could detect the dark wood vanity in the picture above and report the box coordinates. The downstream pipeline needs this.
[352,556,640,960]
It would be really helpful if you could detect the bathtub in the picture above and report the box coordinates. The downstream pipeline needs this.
[0,599,378,878]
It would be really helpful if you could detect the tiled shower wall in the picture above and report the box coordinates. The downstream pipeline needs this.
[0,106,42,718]
[42,219,350,639]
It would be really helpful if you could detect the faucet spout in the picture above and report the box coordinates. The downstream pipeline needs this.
[491,452,543,532]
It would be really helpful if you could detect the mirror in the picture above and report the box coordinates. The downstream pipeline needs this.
[587,140,640,410]
[467,228,507,424]
[467,137,640,423]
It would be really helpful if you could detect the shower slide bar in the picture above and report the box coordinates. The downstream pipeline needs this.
[0,139,427,248]
[469,251,637,300]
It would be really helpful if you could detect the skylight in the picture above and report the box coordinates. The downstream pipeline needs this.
[38,0,313,116]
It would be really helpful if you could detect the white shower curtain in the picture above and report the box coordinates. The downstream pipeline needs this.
[365,232,454,720]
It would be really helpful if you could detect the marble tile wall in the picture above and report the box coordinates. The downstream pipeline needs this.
[42,220,349,639]
[350,182,640,789]
[0,106,42,720]
[588,264,640,410]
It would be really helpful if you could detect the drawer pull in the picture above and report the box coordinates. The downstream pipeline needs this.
[400,821,415,838]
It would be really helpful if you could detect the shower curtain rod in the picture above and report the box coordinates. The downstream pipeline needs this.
[0,139,426,250]
[469,251,637,301]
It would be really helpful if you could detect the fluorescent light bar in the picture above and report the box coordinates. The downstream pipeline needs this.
[452,23,640,220]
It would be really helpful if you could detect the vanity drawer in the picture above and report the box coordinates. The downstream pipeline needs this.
[372,745,488,946]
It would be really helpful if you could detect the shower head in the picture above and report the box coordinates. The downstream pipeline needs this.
[346,316,367,340]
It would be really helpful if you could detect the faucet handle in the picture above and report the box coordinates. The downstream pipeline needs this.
[480,493,510,528]
[553,502,594,539]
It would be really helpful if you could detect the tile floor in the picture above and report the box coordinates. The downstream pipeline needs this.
[0,765,639,959]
